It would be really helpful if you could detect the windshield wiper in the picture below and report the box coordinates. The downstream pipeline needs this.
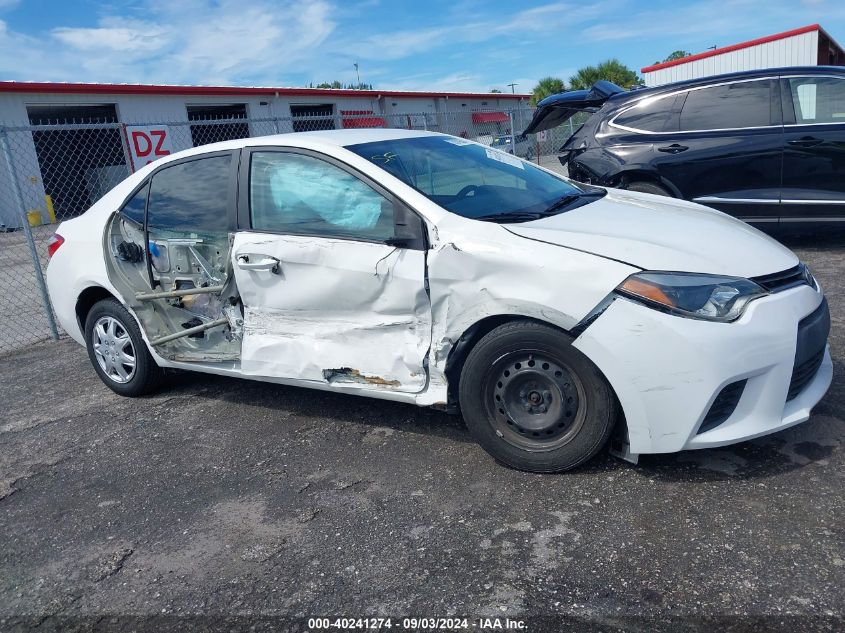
[474,190,607,223]
[542,190,605,215]
[474,211,545,223]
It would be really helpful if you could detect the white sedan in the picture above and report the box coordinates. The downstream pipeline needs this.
[45,129,832,472]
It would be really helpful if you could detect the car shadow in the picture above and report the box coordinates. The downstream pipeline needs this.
[157,369,472,445]
[153,360,843,482]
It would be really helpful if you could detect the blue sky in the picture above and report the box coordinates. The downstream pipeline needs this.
[1,0,844,92]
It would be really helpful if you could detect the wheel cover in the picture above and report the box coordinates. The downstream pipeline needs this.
[92,316,137,384]
[485,349,586,452]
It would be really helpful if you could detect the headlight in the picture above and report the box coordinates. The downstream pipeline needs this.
[617,272,768,322]
[801,263,818,291]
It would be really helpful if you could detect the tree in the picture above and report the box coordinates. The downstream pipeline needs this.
[490,88,502,93]
[569,59,642,90]
[654,50,691,64]
[530,77,565,105]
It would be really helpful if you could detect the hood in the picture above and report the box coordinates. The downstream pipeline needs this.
[523,81,625,134]
[505,189,798,278]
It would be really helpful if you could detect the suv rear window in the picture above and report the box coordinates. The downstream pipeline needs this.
[613,96,674,132]
[679,80,772,131]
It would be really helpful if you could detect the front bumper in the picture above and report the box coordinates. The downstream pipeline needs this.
[573,284,832,455]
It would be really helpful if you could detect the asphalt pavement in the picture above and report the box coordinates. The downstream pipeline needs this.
[1,236,843,632]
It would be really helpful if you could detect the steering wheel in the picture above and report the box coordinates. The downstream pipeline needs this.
[456,185,479,199]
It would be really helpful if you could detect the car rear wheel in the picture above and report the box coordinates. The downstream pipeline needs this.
[458,320,618,472]
[85,298,163,396]
[625,181,672,197]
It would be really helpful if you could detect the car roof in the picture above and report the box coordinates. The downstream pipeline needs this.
[207,127,434,152]
[145,128,440,169]
[610,65,845,105]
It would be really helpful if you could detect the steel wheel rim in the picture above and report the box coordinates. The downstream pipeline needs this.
[484,349,586,452]
[92,316,136,384]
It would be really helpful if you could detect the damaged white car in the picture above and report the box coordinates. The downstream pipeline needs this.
[46,130,832,472]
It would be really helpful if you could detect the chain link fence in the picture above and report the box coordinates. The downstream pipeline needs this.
[0,107,576,355]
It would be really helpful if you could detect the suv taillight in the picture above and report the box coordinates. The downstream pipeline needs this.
[47,233,65,259]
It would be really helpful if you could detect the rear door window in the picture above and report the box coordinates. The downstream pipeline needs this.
[787,77,845,124]
[679,80,773,131]
[613,95,675,132]
[147,154,232,232]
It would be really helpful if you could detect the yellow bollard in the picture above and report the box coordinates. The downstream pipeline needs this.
[27,210,42,227]
[45,195,57,224]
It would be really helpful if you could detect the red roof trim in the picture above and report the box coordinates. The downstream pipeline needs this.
[0,81,529,100]
[641,24,823,73]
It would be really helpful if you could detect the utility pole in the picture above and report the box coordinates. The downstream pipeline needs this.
[354,62,361,87]
[507,82,518,94]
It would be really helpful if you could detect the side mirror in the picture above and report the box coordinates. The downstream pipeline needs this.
[388,202,427,250]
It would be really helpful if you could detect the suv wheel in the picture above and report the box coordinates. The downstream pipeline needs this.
[459,320,618,472]
[626,181,672,197]
[85,298,163,396]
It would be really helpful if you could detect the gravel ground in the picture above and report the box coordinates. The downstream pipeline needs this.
[0,225,58,355]
[0,236,843,633]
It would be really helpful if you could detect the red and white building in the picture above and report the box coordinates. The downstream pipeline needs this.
[641,24,845,87]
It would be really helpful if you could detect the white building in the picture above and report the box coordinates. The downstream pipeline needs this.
[0,82,530,229]
[641,23,845,87]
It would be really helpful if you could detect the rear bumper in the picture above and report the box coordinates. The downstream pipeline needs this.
[573,284,831,455]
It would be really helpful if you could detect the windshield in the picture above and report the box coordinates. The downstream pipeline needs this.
[346,135,595,221]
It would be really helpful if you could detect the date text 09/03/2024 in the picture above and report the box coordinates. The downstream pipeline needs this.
[306,617,527,630]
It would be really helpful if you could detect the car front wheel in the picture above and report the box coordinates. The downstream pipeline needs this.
[84,298,163,396]
[459,320,618,472]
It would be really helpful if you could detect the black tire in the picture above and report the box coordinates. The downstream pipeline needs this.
[84,298,163,396]
[625,181,672,197]
[458,320,618,473]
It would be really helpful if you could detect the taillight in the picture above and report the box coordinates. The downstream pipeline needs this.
[47,233,65,259]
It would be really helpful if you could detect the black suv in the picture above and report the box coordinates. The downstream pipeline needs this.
[524,67,845,230]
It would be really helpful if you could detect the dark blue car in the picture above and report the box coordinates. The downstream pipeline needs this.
[525,67,845,231]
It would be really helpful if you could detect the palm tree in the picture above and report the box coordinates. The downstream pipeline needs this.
[530,77,565,105]
[569,59,642,90]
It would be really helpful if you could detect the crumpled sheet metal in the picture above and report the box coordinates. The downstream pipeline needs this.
[233,232,431,393]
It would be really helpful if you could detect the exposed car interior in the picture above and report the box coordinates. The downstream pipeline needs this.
[105,153,243,363]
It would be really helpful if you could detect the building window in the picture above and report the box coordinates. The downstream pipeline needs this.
[186,104,250,147]
[26,104,127,220]
[290,104,335,132]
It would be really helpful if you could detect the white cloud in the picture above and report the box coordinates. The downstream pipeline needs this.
[582,0,845,44]
[2,0,843,93]
[52,18,169,54]
[342,1,619,62]
[0,0,338,85]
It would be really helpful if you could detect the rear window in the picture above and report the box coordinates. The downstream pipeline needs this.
[613,95,674,132]
[147,154,232,231]
[679,80,772,131]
